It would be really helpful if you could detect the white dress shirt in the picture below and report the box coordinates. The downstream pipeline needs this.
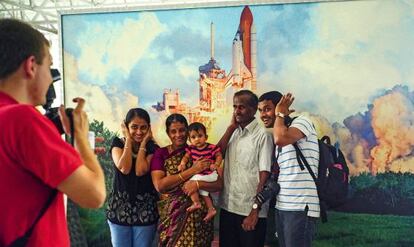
[219,118,274,218]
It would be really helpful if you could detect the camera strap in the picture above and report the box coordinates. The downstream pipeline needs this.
[64,108,75,146]
[8,190,58,247]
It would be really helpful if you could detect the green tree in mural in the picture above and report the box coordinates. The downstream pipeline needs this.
[348,172,414,215]
[77,120,119,246]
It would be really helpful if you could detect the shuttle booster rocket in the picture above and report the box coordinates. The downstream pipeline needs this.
[226,6,257,91]
[239,6,253,71]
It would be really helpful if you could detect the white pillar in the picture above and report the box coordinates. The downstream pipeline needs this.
[211,22,215,60]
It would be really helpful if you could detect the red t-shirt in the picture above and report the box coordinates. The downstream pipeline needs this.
[0,92,82,247]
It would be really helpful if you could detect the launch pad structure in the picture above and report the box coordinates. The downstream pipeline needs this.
[153,6,258,129]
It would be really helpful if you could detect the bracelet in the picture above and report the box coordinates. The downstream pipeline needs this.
[124,146,130,149]
[196,180,200,190]
[139,147,147,152]
[178,172,185,182]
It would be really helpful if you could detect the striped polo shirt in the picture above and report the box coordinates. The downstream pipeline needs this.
[275,115,320,218]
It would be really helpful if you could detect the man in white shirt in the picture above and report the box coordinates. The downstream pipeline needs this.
[258,91,320,247]
[218,90,274,247]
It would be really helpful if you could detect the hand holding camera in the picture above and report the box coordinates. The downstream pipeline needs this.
[58,97,90,147]
[255,173,280,207]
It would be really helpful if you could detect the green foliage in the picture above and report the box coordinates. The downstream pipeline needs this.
[78,120,118,246]
[350,172,414,211]
[78,207,111,246]
[350,172,377,190]
[90,119,119,192]
[351,172,414,192]
[90,119,119,162]
[314,212,414,247]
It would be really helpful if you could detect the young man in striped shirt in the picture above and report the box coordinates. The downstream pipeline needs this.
[258,91,320,247]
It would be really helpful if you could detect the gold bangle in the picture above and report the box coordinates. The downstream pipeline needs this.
[178,172,185,182]
[139,147,147,152]
[196,180,200,190]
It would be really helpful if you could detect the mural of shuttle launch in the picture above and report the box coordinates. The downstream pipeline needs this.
[62,1,414,245]
[62,0,414,177]
[153,6,258,128]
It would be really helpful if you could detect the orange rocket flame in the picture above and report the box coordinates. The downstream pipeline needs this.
[370,90,414,175]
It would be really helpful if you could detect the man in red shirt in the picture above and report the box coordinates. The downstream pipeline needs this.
[0,19,106,246]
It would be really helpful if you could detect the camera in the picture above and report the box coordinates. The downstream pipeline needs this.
[43,69,73,136]
[255,173,280,205]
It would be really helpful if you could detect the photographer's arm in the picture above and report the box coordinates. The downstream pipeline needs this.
[57,98,105,209]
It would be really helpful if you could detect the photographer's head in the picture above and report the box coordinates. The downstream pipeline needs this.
[258,91,283,128]
[0,19,52,106]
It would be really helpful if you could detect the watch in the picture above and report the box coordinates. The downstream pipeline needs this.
[276,112,285,119]
[252,202,259,210]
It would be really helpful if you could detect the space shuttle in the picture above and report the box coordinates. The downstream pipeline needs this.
[226,6,257,91]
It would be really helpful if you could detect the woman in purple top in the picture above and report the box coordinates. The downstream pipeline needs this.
[150,114,222,247]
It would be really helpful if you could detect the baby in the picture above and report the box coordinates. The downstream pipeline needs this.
[178,122,222,222]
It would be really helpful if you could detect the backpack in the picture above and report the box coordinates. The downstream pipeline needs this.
[293,135,349,222]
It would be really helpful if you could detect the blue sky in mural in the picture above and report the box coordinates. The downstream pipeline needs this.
[61,0,414,129]
[61,3,319,108]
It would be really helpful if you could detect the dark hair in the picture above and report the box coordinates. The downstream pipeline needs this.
[0,19,49,80]
[258,91,283,106]
[234,89,258,109]
[165,113,188,133]
[125,108,150,125]
[188,122,207,135]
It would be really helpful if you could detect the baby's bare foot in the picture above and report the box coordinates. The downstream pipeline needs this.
[186,202,201,212]
[203,207,217,222]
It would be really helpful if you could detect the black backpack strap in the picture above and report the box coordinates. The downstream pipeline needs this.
[8,190,58,247]
[294,145,305,171]
[285,117,305,170]
[275,146,282,162]
[292,143,328,222]
[293,144,317,182]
